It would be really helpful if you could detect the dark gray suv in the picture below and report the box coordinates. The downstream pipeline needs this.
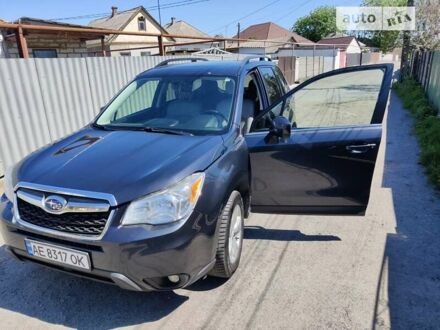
[0,57,393,291]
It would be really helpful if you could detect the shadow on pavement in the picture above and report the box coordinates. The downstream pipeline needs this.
[373,91,440,328]
[185,277,228,291]
[0,246,188,329]
[244,226,341,242]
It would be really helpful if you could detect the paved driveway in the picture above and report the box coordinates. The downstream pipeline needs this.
[0,92,439,329]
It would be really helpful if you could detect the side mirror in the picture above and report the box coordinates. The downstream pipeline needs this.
[264,116,291,144]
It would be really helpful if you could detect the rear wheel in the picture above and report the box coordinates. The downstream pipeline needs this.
[209,191,244,278]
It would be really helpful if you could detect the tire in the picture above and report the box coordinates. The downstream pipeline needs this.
[209,191,244,278]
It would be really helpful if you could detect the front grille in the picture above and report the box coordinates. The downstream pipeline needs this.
[17,199,111,236]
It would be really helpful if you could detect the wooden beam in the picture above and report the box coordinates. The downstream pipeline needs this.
[15,26,29,58]
[158,36,165,56]
[0,21,257,44]
[0,22,344,48]
[100,37,106,57]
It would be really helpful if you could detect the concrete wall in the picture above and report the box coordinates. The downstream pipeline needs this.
[346,39,361,54]
[232,47,266,55]
[109,43,160,56]
[278,48,338,58]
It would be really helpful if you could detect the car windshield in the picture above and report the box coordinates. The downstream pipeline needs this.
[95,75,237,135]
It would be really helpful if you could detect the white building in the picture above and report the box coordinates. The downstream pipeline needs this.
[87,6,174,56]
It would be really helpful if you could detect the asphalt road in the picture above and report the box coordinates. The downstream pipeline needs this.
[0,91,439,329]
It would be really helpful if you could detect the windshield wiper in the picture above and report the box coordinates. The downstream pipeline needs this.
[139,127,194,136]
[91,123,113,131]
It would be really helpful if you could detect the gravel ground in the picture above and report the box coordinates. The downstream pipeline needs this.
[0,91,439,329]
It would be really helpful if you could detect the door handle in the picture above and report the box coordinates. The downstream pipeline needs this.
[345,143,376,154]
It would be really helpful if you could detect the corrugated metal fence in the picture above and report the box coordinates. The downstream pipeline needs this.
[0,54,243,176]
[408,50,440,112]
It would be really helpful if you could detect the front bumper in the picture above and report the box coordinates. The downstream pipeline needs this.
[0,196,218,291]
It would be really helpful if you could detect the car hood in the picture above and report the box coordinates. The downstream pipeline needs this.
[16,127,225,204]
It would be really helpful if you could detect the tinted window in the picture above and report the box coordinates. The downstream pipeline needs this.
[113,80,159,120]
[273,66,289,92]
[96,75,236,135]
[253,69,384,131]
[259,67,283,105]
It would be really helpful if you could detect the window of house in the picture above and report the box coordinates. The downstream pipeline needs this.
[138,17,146,31]
[140,51,151,56]
[120,52,131,57]
[33,49,57,58]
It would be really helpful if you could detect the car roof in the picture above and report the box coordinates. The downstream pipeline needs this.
[137,59,275,78]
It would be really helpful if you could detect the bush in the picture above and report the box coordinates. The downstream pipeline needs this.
[393,79,440,189]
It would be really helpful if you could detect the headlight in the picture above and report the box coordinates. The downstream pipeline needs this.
[121,172,205,226]
[3,166,15,202]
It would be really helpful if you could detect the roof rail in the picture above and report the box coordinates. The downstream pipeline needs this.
[155,57,208,67]
[242,56,272,65]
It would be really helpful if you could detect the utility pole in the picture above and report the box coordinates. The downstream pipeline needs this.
[157,0,162,26]
[400,0,414,81]
[237,22,241,49]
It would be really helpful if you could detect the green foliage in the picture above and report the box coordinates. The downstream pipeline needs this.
[292,6,337,42]
[371,31,401,53]
[362,0,406,5]
[393,79,440,188]
[361,0,407,52]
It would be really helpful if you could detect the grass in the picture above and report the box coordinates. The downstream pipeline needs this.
[393,78,440,189]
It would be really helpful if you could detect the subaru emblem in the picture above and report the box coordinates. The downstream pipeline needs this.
[43,195,67,213]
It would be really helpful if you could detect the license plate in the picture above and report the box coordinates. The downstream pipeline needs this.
[24,239,91,271]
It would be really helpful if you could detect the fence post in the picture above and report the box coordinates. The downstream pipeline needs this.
[15,26,29,58]
[425,51,434,92]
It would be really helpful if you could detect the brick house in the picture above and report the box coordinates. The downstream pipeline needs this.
[2,17,106,58]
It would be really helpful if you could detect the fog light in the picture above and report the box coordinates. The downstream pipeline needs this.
[168,275,180,283]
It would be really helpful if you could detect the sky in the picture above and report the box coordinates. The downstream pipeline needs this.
[0,0,362,37]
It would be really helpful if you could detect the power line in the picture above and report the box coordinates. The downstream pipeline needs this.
[207,0,283,34]
[272,0,316,24]
[46,0,209,22]
[222,0,315,39]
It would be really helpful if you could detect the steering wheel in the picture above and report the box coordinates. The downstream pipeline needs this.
[204,110,228,128]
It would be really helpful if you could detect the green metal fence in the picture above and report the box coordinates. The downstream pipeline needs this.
[427,51,440,113]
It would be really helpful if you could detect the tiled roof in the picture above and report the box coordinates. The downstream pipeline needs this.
[317,36,357,46]
[164,19,210,43]
[89,7,140,31]
[89,6,171,42]
[234,22,313,45]
[15,17,95,29]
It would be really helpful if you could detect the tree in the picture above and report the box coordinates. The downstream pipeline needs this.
[292,6,337,42]
[413,0,440,50]
[361,0,407,52]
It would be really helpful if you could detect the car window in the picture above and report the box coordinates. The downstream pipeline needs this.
[273,66,290,92]
[252,68,385,131]
[243,73,262,110]
[113,80,159,120]
[259,67,283,105]
[96,75,236,135]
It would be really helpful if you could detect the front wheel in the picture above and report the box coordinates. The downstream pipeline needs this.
[209,191,244,278]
